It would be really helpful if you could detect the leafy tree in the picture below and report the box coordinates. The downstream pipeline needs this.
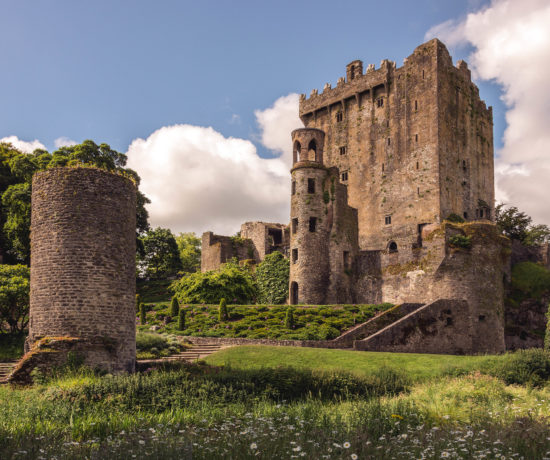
[255,251,290,304]
[0,140,150,262]
[0,264,30,333]
[175,232,201,273]
[496,203,550,246]
[171,259,257,304]
[137,228,182,280]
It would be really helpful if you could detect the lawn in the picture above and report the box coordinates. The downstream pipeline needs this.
[0,348,549,458]
[204,345,500,381]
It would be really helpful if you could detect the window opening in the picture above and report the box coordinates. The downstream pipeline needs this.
[291,180,296,195]
[268,228,282,245]
[292,248,298,264]
[416,161,419,169]
[376,97,384,108]
[308,139,317,161]
[387,138,391,146]
[290,282,299,305]
[336,112,343,123]
[414,100,418,111]
[307,178,315,194]
[385,215,392,225]
[463,212,468,219]
[291,218,298,234]
[415,134,418,142]
[388,241,398,253]
[341,171,348,182]
[382,163,384,172]
[309,217,317,233]
[293,141,301,162]
[339,146,347,155]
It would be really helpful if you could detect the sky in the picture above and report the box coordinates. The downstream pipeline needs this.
[2,0,549,235]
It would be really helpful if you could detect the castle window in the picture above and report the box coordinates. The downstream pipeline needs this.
[307,178,315,193]
[339,146,347,155]
[292,218,298,234]
[462,160,467,171]
[463,212,468,219]
[341,171,348,182]
[376,97,384,108]
[290,282,298,304]
[416,161,419,170]
[417,187,420,196]
[386,120,389,128]
[387,138,391,146]
[385,215,392,225]
[422,69,425,79]
[309,217,317,233]
[343,251,350,270]
[336,112,343,123]
[414,100,418,111]
[291,180,296,195]
[308,139,317,161]
[292,248,298,264]
[293,141,301,162]
[382,163,384,172]
[479,208,484,218]
[415,134,418,142]
[388,241,398,253]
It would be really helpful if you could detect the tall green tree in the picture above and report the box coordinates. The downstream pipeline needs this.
[495,203,550,246]
[137,228,182,279]
[175,232,201,273]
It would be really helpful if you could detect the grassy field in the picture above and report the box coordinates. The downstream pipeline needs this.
[204,345,501,381]
[0,346,549,458]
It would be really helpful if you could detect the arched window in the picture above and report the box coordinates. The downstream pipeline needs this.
[308,139,317,161]
[388,241,398,253]
[290,282,299,305]
[293,141,301,162]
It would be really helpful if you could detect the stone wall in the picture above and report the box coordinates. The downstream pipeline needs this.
[355,299,471,354]
[201,232,254,272]
[184,335,343,349]
[29,167,136,373]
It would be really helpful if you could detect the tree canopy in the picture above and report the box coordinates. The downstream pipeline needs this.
[0,140,150,263]
[137,227,182,280]
[175,232,201,274]
[0,264,30,334]
[495,204,550,246]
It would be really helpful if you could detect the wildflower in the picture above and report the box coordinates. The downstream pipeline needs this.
[250,443,257,450]
[391,414,404,420]
[351,455,358,460]
[138,440,145,445]
[293,446,302,452]
[441,452,450,458]
[343,442,351,449]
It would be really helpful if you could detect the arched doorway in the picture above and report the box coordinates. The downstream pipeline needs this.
[290,281,299,305]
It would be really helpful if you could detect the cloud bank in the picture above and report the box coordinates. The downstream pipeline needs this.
[127,93,302,235]
[0,135,46,153]
[426,0,550,225]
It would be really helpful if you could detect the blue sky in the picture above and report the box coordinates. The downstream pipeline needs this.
[3,0,549,233]
[1,0,502,153]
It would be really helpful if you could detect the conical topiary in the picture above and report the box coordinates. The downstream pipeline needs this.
[285,307,294,329]
[178,308,186,331]
[170,296,180,318]
[219,298,229,322]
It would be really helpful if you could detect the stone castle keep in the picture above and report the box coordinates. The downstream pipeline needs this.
[203,39,514,354]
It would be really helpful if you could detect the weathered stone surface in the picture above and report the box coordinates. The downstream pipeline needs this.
[28,167,136,373]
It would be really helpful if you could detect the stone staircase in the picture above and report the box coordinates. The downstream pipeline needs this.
[0,361,17,383]
[138,343,225,365]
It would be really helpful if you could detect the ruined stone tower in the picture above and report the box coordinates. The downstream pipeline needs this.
[28,168,137,373]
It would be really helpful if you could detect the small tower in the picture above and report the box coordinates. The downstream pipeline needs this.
[289,128,330,304]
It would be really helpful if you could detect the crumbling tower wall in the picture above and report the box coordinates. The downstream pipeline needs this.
[28,167,137,373]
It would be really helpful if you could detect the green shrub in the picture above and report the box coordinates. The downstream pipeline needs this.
[511,262,550,300]
[485,348,550,386]
[178,309,186,331]
[255,251,290,304]
[171,259,257,304]
[136,332,169,353]
[446,213,465,223]
[219,298,229,322]
[170,296,179,318]
[139,303,146,325]
[449,234,471,249]
[285,308,294,329]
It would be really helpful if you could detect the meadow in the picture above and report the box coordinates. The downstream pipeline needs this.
[1,346,549,459]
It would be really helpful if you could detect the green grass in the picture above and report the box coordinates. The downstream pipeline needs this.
[204,345,500,381]
[0,333,25,361]
[138,303,394,340]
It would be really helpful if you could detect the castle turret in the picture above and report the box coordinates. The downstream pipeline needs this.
[289,128,330,304]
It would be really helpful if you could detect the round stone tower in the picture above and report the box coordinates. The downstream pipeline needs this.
[289,128,330,304]
[29,167,137,373]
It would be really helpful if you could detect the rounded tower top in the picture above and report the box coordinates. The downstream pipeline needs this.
[291,128,325,166]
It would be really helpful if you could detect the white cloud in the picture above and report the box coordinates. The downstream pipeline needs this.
[426,0,550,225]
[127,93,303,235]
[54,136,77,148]
[0,135,46,153]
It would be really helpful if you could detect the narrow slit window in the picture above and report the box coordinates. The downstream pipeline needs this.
[377,97,384,108]
[414,100,418,111]
[336,112,343,123]
[385,215,392,225]
[416,161,419,170]
[292,218,298,234]
[382,163,384,172]
[307,178,315,194]
[341,171,348,182]
[339,146,347,155]
[415,134,418,142]
[387,138,391,146]
[309,217,317,233]
[291,180,296,195]
[292,248,298,264]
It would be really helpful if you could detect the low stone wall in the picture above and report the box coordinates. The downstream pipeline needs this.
[354,299,472,354]
[183,336,344,349]
[333,303,423,346]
